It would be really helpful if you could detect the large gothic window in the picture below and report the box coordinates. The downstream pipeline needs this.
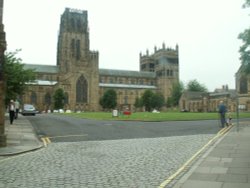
[240,76,248,94]
[76,75,88,103]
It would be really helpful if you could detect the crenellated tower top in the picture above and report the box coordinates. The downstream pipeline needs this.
[140,43,179,72]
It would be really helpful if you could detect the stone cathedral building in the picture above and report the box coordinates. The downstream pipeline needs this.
[22,8,179,112]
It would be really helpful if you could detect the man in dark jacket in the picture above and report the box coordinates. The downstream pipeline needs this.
[218,101,227,128]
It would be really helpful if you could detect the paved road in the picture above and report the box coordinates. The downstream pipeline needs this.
[0,114,222,187]
[27,113,221,142]
[0,134,215,188]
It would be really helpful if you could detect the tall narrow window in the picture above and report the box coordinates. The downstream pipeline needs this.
[44,93,51,105]
[76,75,88,103]
[76,40,81,60]
[71,18,75,31]
[170,70,173,76]
[30,92,37,104]
[77,19,81,31]
[71,39,75,57]
[167,70,170,76]
[124,96,128,104]
[64,92,69,104]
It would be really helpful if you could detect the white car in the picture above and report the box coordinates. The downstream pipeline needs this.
[22,104,37,116]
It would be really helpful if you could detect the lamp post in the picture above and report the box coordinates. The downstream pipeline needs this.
[0,0,6,147]
[235,73,239,132]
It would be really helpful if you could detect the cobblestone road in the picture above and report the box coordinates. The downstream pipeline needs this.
[0,134,214,188]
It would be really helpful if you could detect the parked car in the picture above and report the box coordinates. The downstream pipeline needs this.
[21,104,37,116]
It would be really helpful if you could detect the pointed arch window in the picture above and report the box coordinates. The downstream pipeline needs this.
[76,75,88,103]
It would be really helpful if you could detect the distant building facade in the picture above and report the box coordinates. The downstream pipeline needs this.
[22,8,179,112]
[235,64,250,111]
[179,85,237,112]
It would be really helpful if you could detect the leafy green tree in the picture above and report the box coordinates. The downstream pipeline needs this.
[186,79,208,92]
[53,88,65,109]
[166,97,174,108]
[168,81,184,107]
[134,97,143,109]
[151,92,165,110]
[141,89,154,112]
[243,0,250,7]
[4,50,35,105]
[100,89,117,110]
[238,0,250,73]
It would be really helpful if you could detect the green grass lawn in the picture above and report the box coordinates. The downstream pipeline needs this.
[61,111,250,121]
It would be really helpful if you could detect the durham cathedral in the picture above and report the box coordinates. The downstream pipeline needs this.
[22,8,179,112]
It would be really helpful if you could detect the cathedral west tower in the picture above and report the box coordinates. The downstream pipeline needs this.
[56,8,99,111]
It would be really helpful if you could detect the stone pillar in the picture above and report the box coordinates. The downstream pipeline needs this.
[0,0,6,147]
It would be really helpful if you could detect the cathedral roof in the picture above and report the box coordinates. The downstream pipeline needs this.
[99,83,156,89]
[23,64,58,73]
[99,68,156,78]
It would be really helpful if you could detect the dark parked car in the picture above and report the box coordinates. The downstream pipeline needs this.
[21,104,37,116]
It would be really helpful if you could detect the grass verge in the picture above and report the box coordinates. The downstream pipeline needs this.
[60,111,250,121]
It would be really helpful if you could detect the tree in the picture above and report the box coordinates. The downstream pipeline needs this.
[99,89,117,110]
[53,88,65,110]
[151,92,165,110]
[4,50,35,105]
[186,79,208,92]
[167,81,184,107]
[134,97,143,109]
[238,0,250,73]
[141,89,154,112]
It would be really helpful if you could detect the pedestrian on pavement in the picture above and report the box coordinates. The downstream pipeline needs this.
[14,99,20,119]
[226,110,232,126]
[9,99,15,124]
[15,99,20,119]
[218,100,227,128]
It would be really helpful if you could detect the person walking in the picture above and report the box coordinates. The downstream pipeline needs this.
[218,100,227,128]
[9,99,15,124]
[14,99,20,119]
[226,110,232,126]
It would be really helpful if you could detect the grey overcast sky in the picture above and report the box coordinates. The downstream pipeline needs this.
[3,0,249,91]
